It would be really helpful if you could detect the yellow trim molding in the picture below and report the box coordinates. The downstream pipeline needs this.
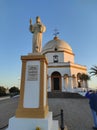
[16,54,48,118]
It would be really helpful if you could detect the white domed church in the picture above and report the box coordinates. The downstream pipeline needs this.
[42,36,87,92]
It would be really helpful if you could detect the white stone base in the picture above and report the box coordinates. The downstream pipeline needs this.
[6,112,59,130]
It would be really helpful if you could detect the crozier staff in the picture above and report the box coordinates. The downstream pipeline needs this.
[29,16,46,53]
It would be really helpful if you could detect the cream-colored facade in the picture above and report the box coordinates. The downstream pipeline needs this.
[42,36,87,92]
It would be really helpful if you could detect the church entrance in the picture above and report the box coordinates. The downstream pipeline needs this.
[51,71,61,91]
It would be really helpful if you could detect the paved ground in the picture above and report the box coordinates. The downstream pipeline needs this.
[0,96,94,130]
[0,97,18,130]
[48,98,93,130]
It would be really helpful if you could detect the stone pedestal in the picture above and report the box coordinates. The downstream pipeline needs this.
[6,112,59,130]
[15,55,48,118]
[6,54,59,130]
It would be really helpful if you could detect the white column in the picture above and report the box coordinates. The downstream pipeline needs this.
[48,76,51,92]
[68,76,73,91]
[82,81,85,88]
[72,77,77,88]
[85,81,88,90]
[75,77,78,88]
[64,77,68,91]
[62,76,65,91]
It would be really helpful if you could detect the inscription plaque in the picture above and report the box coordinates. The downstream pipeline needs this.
[27,65,38,81]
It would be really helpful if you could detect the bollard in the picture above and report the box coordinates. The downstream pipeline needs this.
[60,109,64,130]
[53,109,65,130]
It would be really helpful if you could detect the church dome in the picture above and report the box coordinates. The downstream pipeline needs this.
[42,36,73,54]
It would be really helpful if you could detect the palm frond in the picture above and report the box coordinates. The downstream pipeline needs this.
[89,65,97,77]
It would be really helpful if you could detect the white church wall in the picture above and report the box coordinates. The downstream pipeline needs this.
[69,64,87,89]
[48,67,71,76]
[70,64,87,76]
[47,67,71,92]
[64,52,74,63]
[47,64,87,91]
[45,52,64,63]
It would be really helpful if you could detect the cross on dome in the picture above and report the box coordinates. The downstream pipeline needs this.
[53,29,59,37]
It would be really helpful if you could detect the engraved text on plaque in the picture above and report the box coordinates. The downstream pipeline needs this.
[27,65,38,81]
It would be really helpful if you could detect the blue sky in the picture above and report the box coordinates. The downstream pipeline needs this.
[0,0,97,89]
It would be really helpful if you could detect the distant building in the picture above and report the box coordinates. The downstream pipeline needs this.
[42,36,87,92]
